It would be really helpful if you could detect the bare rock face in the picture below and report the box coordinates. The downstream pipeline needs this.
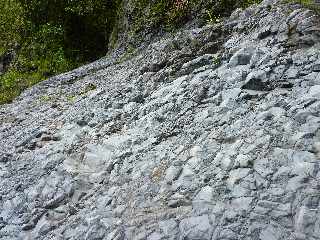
[1,1,320,239]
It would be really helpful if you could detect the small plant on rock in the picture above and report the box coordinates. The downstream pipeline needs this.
[207,10,221,24]
[212,56,222,65]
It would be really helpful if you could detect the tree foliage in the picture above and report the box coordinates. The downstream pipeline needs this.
[0,0,25,51]
[0,0,266,104]
[0,0,121,104]
[17,0,121,61]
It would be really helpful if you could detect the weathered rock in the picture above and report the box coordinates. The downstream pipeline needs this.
[229,47,255,67]
[179,215,212,240]
[1,1,320,239]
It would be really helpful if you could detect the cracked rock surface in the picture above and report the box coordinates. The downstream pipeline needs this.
[1,0,320,239]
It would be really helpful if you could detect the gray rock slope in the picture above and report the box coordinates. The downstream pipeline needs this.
[1,0,320,239]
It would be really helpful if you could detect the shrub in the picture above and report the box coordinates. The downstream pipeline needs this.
[0,70,43,104]
[0,0,122,104]
[0,0,25,50]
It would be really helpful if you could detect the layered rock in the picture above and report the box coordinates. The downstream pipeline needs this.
[1,0,320,239]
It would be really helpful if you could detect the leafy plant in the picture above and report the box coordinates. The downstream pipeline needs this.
[0,0,25,50]
[207,10,221,24]
[212,56,222,65]
[0,0,124,104]
[0,70,44,104]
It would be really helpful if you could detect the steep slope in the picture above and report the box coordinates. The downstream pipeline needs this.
[1,0,320,239]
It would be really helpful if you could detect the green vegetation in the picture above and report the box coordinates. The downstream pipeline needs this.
[0,0,120,104]
[117,45,137,63]
[0,0,265,104]
[212,56,222,65]
[203,0,262,20]
[207,10,222,24]
[66,95,77,102]
[126,0,263,34]
[287,0,320,14]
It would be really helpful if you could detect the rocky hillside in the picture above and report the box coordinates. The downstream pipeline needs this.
[1,0,320,239]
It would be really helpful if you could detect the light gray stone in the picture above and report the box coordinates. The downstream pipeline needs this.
[1,2,320,239]
[259,226,281,240]
[164,166,181,183]
[234,154,253,168]
[229,47,255,67]
[179,215,212,240]
[159,219,178,236]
